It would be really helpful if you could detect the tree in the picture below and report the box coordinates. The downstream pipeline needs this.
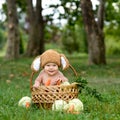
[25,0,44,57]
[80,0,106,65]
[5,0,20,59]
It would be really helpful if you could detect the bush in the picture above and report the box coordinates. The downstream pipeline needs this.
[0,29,6,50]
[105,36,120,55]
[61,25,87,54]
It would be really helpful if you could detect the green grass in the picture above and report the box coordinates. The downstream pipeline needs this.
[0,55,120,120]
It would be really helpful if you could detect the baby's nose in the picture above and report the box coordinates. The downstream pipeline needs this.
[49,66,52,68]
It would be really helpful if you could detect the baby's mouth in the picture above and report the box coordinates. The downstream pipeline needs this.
[48,70,54,73]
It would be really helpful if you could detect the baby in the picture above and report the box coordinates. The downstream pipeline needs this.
[31,49,70,88]
[33,62,68,87]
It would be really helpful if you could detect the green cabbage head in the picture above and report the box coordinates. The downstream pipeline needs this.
[64,98,83,113]
[52,100,67,111]
[18,96,31,107]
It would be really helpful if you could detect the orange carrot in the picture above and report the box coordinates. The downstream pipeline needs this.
[45,79,51,86]
[68,104,80,114]
[68,104,74,113]
[25,102,30,108]
[56,80,61,85]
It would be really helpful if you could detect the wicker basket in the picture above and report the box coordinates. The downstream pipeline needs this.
[30,65,79,109]
[31,83,79,109]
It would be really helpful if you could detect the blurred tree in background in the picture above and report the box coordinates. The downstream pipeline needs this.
[0,0,120,63]
[81,0,106,65]
[5,0,20,59]
[25,0,45,56]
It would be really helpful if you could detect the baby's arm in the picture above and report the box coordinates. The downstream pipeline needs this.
[33,71,43,88]
[58,71,68,82]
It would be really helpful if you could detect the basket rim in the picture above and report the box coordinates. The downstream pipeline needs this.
[31,82,79,90]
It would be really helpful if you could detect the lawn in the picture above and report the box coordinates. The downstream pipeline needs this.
[0,55,120,120]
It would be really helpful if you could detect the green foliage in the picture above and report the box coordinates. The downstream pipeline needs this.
[60,0,82,25]
[0,28,6,50]
[2,0,27,20]
[19,32,24,54]
[1,3,7,21]
[16,0,27,13]
[61,26,79,53]
[61,25,87,53]
[105,34,120,55]
[44,25,60,43]
[105,0,120,22]
[104,0,120,55]
[75,77,104,101]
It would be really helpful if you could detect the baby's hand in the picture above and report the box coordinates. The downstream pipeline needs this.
[56,79,62,85]
[50,77,62,85]
[33,84,39,88]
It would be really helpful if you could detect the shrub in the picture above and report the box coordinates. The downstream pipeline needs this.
[105,36,120,55]
[0,29,6,50]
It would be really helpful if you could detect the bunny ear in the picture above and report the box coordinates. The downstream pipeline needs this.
[31,56,41,72]
[60,54,69,70]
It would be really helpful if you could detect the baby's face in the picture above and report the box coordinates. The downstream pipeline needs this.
[44,63,59,76]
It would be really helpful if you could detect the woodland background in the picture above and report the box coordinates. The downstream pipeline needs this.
[0,0,120,64]
[0,0,120,120]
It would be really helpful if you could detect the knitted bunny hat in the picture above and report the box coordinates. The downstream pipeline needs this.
[31,49,70,72]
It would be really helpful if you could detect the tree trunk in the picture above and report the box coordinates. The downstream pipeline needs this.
[80,0,106,65]
[5,0,20,59]
[26,0,44,57]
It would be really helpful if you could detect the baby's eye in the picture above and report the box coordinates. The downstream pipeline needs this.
[46,65,50,67]
[53,64,57,67]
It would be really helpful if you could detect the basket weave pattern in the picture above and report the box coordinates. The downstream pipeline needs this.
[31,83,79,108]
[30,63,79,109]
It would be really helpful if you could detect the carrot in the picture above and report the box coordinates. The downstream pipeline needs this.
[45,79,51,86]
[68,104,74,113]
[68,104,80,114]
[56,80,61,85]
[25,102,30,108]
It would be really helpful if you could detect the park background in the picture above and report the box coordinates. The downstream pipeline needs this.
[0,0,120,120]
